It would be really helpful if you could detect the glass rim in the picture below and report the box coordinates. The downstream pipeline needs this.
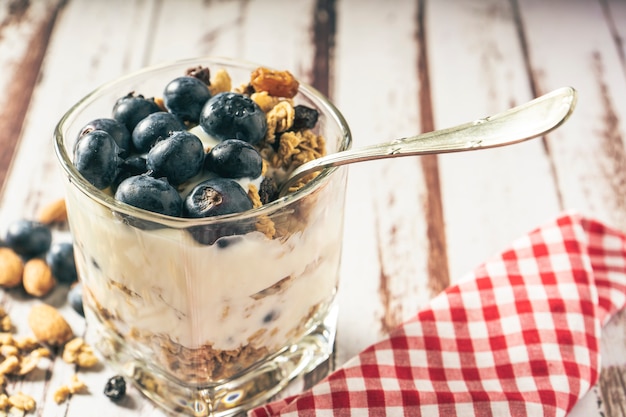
[53,56,352,227]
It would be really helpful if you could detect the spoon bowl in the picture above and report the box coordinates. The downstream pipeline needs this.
[279,86,577,197]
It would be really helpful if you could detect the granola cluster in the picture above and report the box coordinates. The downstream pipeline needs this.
[0,305,99,413]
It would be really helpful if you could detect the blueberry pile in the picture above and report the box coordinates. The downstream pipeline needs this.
[2,218,82,315]
[72,65,319,244]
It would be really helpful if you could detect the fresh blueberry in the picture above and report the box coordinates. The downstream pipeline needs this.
[73,130,120,189]
[183,178,253,218]
[131,111,185,153]
[4,219,52,258]
[121,155,148,174]
[77,118,132,157]
[46,242,78,284]
[290,105,319,131]
[104,375,126,401]
[68,282,84,316]
[146,131,204,185]
[112,93,161,132]
[163,76,211,124]
[183,178,254,245]
[113,155,148,190]
[115,175,183,217]
[205,139,263,179]
[199,92,267,145]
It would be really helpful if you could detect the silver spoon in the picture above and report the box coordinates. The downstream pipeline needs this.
[279,86,577,197]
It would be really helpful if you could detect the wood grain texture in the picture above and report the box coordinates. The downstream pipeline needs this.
[426,0,561,282]
[517,1,626,416]
[0,0,64,194]
[0,1,624,416]
[333,0,434,365]
[416,0,451,297]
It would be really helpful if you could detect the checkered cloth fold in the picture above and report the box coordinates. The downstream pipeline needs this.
[249,213,626,417]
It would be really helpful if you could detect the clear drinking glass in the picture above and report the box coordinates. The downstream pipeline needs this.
[53,57,351,416]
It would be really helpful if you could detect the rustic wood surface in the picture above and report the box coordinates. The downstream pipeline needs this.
[0,0,625,416]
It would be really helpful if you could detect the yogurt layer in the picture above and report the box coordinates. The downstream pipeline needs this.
[65,166,346,381]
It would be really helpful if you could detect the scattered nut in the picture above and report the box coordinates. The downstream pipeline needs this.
[27,304,73,346]
[68,374,86,393]
[17,349,46,376]
[0,316,11,333]
[62,337,98,368]
[14,337,39,352]
[0,334,13,346]
[0,319,9,334]
[52,385,70,405]
[37,199,67,225]
[8,392,35,412]
[22,259,56,298]
[53,374,87,404]
[0,249,24,289]
[0,345,18,358]
[0,356,19,375]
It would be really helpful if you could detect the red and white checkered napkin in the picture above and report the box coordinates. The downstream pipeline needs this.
[250,213,626,417]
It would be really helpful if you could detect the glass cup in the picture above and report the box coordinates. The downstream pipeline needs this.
[53,57,351,416]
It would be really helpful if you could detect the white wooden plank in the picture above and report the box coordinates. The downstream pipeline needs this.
[519,0,626,230]
[333,0,432,365]
[0,0,157,226]
[0,0,63,189]
[0,0,623,415]
[147,0,316,80]
[0,0,58,109]
[426,0,562,282]
[516,1,626,416]
[605,0,626,68]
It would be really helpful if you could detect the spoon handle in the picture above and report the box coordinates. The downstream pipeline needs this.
[280,86,577,196]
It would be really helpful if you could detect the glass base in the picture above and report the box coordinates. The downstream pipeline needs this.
[86,304,337,416]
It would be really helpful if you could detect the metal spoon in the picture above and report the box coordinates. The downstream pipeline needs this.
[278,86,577,197]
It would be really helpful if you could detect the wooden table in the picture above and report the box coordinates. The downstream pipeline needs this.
[1,0,625,415]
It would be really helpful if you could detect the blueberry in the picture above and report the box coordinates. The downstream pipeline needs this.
[68,282,84,316]
[183,178,254,245]
[146,131,204,185]
[290,105,319,131]
[77,118,132,157]
[163,76,211,124]
[46,242,78,284]
[205,139,263,179]
[115,175,183,217]
[112,93,161,132]
[131,111,185,153]
[4,219,52,258]
[104,375,126,401]
[73,130,120,189]
[183,178,253,218]
[121,155,148,174]
[199,92,267,145]
[113,155,148,190]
